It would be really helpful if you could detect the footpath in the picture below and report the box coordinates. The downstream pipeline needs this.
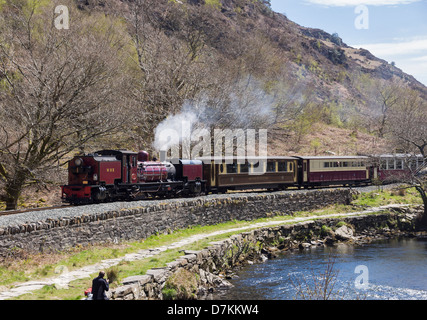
[0,204,410,300]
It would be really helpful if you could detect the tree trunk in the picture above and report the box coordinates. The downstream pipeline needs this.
[3,174,26,211]
[415,186,427,230]
[5,196,19,211]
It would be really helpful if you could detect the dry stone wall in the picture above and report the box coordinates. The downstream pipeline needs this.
[0,189,353,257]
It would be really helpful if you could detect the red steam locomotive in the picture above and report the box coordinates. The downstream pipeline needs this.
[61,150,203,204]
[61,150,425,205]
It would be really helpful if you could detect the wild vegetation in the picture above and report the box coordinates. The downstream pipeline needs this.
[0,0,426,210]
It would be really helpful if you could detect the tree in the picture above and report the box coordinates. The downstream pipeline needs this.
[353,76,404,137]
[374,79,403,138]
[388,89,427,157]
[413,173,427,227]
[384,89,427,226]
[124,0,216,150]
[0,0,129,210]
[395,156,427,228]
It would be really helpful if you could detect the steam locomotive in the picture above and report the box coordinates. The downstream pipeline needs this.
[61,149,425,205]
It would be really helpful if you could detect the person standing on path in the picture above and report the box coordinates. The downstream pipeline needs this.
[91,271,109,300]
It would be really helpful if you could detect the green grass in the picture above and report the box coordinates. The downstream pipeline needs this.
[204,0,221,9]
[353,187,422,207]
[2,187,423,300]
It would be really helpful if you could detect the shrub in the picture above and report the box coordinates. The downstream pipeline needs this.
[320,225,332,237]
[106,266,119,284]
[162,268,198,300]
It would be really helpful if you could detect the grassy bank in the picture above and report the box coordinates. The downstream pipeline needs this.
[1,187,422,300]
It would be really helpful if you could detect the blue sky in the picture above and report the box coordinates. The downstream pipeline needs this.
[270,0,427,86]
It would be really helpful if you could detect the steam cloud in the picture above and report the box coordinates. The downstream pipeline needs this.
[152,77,278,159]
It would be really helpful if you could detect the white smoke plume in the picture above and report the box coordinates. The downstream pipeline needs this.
[152,77,279,160]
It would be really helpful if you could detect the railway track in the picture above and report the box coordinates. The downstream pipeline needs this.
[0,183,401,218]
[0,205,71,217]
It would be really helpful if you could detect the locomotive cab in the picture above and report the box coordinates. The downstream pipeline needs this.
[61,149,198,204]
[61,150,138,204]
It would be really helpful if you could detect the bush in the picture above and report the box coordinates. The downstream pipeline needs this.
[162,268,198,300]
[106,266,119,284]
[320,225,332,237]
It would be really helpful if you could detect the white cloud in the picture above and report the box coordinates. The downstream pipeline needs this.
[411,55,427,62]
[353,37,427,57]
[392,58,427,85]
[305,0,421,6]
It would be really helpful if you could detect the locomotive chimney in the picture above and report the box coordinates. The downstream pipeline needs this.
[138,151,149,162]
[160,150,166,162]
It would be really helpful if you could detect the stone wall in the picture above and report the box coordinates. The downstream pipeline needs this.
[109,206,421,300]
[0,189,353,257]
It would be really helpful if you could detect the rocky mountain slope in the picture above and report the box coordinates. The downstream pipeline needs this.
[79,0,426,95]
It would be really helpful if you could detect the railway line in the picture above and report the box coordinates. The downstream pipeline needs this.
[0,183,400,221]
[0,205,71,217]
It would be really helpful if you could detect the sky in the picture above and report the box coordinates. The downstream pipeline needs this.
[270,0,427,86]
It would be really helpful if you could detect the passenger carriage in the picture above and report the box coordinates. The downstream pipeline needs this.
[294,156,370,187]
[374,154,425,182]
[198,156,298,193]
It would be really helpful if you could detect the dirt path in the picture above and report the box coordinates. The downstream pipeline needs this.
[0,204,408,300]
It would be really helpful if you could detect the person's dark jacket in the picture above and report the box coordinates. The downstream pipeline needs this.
[91,276,109,300]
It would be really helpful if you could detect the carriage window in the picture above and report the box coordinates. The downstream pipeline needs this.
[396,160,403,170]
[267,161,276,172]
[388,159,395,170]
[278,162,287,172]
[251,161,265,174]
[333,162,339,167]
[239,163,249,173]
[324,162,330,168]
[380,161,387,169]
[343,162,349,167]
[226,163,237,174]
[289,162,293,172]
[219,164,225,174]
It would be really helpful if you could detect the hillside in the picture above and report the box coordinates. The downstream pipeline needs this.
[76,0,427,93]
[74,0,425,154]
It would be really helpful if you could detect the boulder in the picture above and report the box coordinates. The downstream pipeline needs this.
[335,225,354,241]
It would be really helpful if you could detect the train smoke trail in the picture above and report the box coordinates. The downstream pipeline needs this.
[152,77,278,158]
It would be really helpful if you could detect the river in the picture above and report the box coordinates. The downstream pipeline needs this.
[213,237,427,300]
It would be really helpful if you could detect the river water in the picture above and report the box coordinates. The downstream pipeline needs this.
[213,237,427,300]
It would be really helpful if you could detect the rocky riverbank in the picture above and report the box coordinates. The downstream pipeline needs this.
[108,204,425,300]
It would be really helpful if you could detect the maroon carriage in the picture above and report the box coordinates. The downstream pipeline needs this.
[295,156,370,187]
[375,154,425,183]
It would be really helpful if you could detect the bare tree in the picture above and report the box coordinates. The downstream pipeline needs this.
[289,255,348,300]
[124,0,216,150]
[373,79,403,138]
[390,156,427,227]
[352,75,404,137]
[0,0,129,210]
[388,89,427,157]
